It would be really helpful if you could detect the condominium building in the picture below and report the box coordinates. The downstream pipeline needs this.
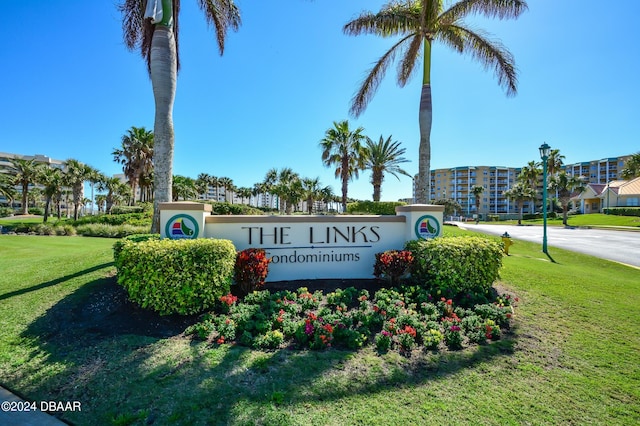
[428,166,523,218]
[564,155,631,184]
[416,154,635,219]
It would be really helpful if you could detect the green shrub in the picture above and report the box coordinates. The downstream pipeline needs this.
[0,207,13,218]
[603,207,640,217]
[71,212,152,227]
[115,238,236,315]
[110,205,145,215]
[405,236,503,296]
[113,233,161,261]
[346,201,406,215]
[205,202,264,215]
[28,208,44,215]
[76,223,150,238]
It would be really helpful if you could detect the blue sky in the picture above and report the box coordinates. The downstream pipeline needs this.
[1,0,639,201]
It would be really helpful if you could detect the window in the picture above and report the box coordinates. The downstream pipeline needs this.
[627,198,639,206]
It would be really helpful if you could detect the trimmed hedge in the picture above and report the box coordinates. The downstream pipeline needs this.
[205,202,265,215]
[71,212,151,227]
[603,207,640,217]
[113,233,161,261]
[115,238,236,315]
[346,201,407,215]
[75,223,150,238]
[405,236,503,297]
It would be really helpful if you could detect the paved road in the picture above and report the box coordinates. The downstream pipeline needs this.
[453,222,640,268]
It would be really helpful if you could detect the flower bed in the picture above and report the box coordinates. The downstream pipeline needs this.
[186,285,518,355]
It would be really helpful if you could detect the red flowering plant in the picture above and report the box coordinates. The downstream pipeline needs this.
[373,250,414,286]
[234,248,271,296]
[219,293,238,314]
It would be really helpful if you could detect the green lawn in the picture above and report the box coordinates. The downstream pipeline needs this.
[1,232,639,425]
[500,213,640,228]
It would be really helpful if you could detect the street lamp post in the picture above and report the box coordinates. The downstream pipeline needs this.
[539,143,551,254]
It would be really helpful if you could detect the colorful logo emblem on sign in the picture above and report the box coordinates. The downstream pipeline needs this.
[165,214,199,239]
[415,215,440,240]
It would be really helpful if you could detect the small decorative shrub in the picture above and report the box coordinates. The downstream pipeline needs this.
[234,248,271,296]
[443,318,463,350]
[0,207,13,218]
[373,250,413,286]
[406,236,503,297]
[375,331,392,352]
[115,238,236,315]
[423,328,443,350]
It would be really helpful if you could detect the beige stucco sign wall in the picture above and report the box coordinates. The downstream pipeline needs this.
[159,203,444,282]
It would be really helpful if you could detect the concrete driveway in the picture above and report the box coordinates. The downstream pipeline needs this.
[453,222,640,268]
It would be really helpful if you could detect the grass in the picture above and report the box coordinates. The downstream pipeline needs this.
[499,213,640,228]
[1,231,639,425]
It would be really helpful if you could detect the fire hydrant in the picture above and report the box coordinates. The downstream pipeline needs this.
[501,232,513,255]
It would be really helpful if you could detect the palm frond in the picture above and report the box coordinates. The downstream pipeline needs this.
[198,0,241,55]
[343,1,421,37]
[437,24,518,96]
[397,33,423,87]
[349,34,415,117]
[442,0,528,22]
[119,0,145,50]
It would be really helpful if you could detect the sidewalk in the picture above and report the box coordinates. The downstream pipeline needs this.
[0,386,68,425]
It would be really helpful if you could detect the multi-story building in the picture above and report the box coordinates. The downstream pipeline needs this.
[416,154,635,219]
[428,165,522,219]
[564,155,631,184]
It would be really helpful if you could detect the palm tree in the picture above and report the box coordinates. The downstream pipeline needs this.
[320,120,367,212]
[64,159,96,221]
[621,152,640,180]
[518,161,541,213]
[6,158,44,215]
[504,182,535,225]
[218,177,234,203]
[195,173,211,199]
[98,176,131,214]
[172,175,198,201]
[113,126,154,205]
[344,0,527,203]
[471,185,484,221]
[319,185,336,213]
[271,168,301,214]
[236,186,252,205]
[262,168,280,210]
[301,177,322,214]
[95,194,107,214]
[38,166,64,222]
[0,172,16,205]
[252,182,268,208]
[120,0,241,232]
[549,171,586,226]
[547,149,565,178]
[363,135,411,201]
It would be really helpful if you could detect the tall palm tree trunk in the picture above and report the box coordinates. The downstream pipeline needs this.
[372,170,383,202]
[417,83,432,204]
[417,38,433,204]
[341,158,349,212]
[150,25,177,233]
[20,182,29,215]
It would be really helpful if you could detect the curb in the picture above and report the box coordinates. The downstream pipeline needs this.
[0,386,69,425]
